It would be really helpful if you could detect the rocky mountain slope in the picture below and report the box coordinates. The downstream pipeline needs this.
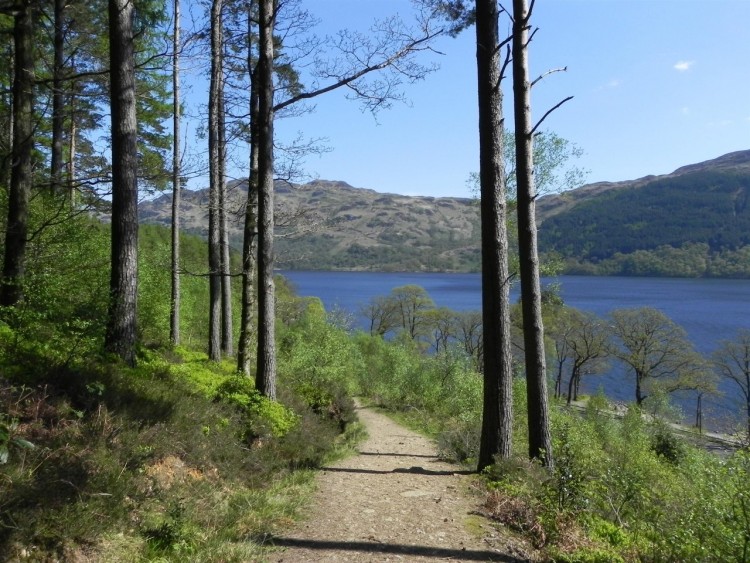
[139,180,482,271]
[139,149,750,275]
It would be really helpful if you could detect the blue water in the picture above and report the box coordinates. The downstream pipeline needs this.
[281,271,750,428]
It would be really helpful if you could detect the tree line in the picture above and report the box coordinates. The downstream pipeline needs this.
[364,283,750,436]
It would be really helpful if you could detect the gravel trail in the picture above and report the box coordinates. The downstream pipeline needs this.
[270,404,527,562]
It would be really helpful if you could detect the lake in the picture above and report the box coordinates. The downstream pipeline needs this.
[281,271,750,429]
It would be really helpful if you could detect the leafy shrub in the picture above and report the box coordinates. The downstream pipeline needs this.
[215,376,299,439]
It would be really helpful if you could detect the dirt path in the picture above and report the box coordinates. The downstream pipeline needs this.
[270,404,528,562]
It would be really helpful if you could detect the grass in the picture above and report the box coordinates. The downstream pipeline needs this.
[0,346,364,562]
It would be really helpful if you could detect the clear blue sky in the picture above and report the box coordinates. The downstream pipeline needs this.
[189,1,750,199]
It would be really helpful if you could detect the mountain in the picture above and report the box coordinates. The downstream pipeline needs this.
[139,180,482,272]
[139,149,750,277]
[537,149,750,277]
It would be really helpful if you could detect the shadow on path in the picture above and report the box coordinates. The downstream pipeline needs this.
[358,451,438,459]
[270,537,520,561]
[321,466,474,476]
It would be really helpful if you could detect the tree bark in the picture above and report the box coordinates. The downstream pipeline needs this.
[255,0,276,399]
[207,0,223,360]
[1,0,34,307]
[169,0,181,346]
[476,0,514,471]
[219,86,233,357]
[237,16,259,376]
[512,0,553,467]
[50,0,65,194]
[105,0,139,365]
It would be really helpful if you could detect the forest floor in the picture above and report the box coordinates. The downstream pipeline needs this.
[268,403,535,562]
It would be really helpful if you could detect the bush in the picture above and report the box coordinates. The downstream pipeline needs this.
[216,376,299,439]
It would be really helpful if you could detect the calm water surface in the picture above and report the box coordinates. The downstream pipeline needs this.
[281,271,750,427]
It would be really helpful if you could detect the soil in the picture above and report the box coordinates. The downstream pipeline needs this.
[269,403,534,562]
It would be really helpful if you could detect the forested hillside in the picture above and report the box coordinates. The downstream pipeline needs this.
[538,150,750,277]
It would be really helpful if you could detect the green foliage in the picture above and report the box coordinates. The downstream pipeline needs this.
[216,376,299,439]
[278,296,361,424]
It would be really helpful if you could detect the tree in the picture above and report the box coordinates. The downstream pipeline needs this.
[475,0,514,470]
[1,0,34,307]
[455,310,483,371]
[547,308,573,399]
[104,0,139,365]
[512,0,552,466]
[207,0,223,361]
[0,0,34,306]
[428,306,455,354]
[169,0,181,345]
[390,285,435,340]
[254,0,276,398]
[713,329,750,437]
[609,307,702,406]
[362,294,399,337]
[564,309,608,405]
[236,5,259,376]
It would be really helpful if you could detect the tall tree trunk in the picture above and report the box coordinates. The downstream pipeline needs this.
[1,56,12,191]
[237,18,259,376]
[219,88,233,356]
[68,94,76,204]
[169,0,181,346]
[255,0,276,399]
[1,0,34,307]
[105,0,139,366]
[476,0,513,471]
[50,0,65,194]
[512,0,553,467]
[207,0,223,360]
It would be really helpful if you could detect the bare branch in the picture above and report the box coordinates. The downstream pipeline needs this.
[531,66,567,88]
[273,16,444,114]
[499,43,512,83]
[531,95,573,135]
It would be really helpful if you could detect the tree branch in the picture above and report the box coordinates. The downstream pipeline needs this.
[273,27,444,112]
[531,95,573,135]
[531,66,567,88]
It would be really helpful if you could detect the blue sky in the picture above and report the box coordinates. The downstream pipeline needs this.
[188,1,750,199]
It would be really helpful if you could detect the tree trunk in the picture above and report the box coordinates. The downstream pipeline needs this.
[1,0,34,308]
[635,371,645,405]
[105,0,139,366]
[237,19,259,376]
[566,368,575,406]
[475,0,513,471]
[255,0,276,399]
[555,358,564,399]
[219,87,233,356]
[695,392,702,433]
[68,96,76,204]
[50,0,65,194]
[512,0,553,467]
[169,0,181,346]
[207,0,223,360]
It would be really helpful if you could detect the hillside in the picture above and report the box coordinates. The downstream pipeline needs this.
[140,180,482,272]
[538,150,750,277]
[139,149,750,276]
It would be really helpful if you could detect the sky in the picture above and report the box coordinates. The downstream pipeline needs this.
[186,0,750,199]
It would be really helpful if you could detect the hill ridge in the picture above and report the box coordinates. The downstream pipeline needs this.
[139,149,750,276]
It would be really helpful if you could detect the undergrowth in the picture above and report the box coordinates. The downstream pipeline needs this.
[0,343,363,562]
